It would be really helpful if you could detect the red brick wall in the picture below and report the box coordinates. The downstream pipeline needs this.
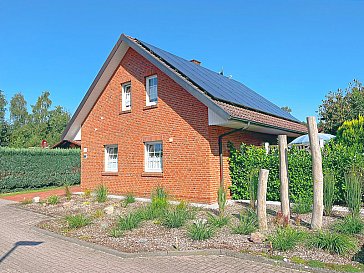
[81,47,277,203]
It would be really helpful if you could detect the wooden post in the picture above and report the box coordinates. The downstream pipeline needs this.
[278,135,290,221]
[307,116,324,230]
[257,169,269,230]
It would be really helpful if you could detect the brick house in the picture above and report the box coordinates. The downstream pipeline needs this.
[62,34,307,203]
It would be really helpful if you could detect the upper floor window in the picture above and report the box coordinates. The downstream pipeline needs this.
[122,83,131,111]
[146,75,158,106]
[105,145,118,172]
[144,141,163,172]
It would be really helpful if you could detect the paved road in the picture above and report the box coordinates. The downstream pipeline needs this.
[0,200,305,273]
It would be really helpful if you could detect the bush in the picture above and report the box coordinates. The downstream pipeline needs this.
[65,214,91,229]
[323,171,335,216]
[95,184,108,203]
[117,213,142,231]
[231,209,258,235]
[268,227,307,251]
[151,186,168,210]
[332,215,364,235]
[292,196,312,214]
[345,170,362,216]
[0,147,80,193]
[188,219,214,241]
[161,207,189,228]
[208,213,229,228]
[307,231,358,255]
[47,195,60,205]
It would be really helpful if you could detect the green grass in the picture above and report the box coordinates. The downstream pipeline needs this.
[94,184,108,203]
[332,215,364,235]
[151,186,168,210]
[109,228,124,238]
[208,213,230,228]
[268,227,307,251]
[231,209,258,235]
[116,213,143,231]
[307,231,359,255]
[289,256,364,272]
[187,220,214,241]
[122,193,136,207]
[161,207,190,228]
[65,214,91,229]
[292,196,312,214]
[47,195,60,205]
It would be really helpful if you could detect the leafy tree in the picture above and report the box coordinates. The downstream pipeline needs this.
[319,80,364,134]
[0,90,10,146]
[281,106,292,113]
[9,93,28,127]
[336,115,364,150]
[46,106,71,145]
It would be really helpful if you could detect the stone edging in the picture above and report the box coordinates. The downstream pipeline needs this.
[32,226,334,273]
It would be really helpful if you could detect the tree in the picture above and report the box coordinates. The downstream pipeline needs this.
[46,106,71,145]
[10,93,29,127]
[318,80,364,134]
[0,90,10,146]
[281,106,292,113]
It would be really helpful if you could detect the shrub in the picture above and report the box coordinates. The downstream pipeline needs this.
[292,196,312,214]
[268,227,307,251]
[47,195,60,205]
[0,147,80,193]
[231,209,258,235]
[217,185,227,216]
[332,215,364,235]
[65,185,72,201]
[323,171,335,216]
[207,213,229,228]
[248,169,259,209]
[151,186,168,210]
[188,219,214,241]
[307,231,358,255]
[122,193,135,207]
[161,207,189,228]
[95,184,108,203]
[65,214,91,229]
[345,170,362,216]
[117,213,142,231]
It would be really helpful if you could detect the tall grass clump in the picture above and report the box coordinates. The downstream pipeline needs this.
[332,215,364,235]
[307,231,358,255]
[65,214,91,229]
[117,213,143,231]
[268,227,307,251]
[323,171,335,216]
[345,170,362,216]
[217,185,227,216]
[161,206,190,228]
[231,208,258,235]
[151,186,168,210]
[47,195,60,205]
[95,184,108,203]
[122,193,136,207]
[188,219,214,240]
[248,169,259,209]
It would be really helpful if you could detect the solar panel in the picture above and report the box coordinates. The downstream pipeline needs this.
[140,40,299,122]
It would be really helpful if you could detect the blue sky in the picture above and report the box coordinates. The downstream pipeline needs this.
[1,0,363,122]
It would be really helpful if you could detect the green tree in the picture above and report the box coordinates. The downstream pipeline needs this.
[318,80,364,134]
[46,106,70,145]
[9,93,28,127]
[0,90,10,146]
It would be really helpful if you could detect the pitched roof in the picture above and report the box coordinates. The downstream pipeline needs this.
[62,34,306,141]
[138,39,299,122]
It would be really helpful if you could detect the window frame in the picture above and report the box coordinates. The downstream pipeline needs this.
[144,141,163,173]
[104,144,118,172]
[145,75,158,106]
[121,82,132,111]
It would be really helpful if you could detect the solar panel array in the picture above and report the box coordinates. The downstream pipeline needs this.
[139,40,299,122]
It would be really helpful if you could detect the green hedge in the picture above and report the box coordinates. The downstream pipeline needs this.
[228,141,364,204]
[0,148,80,193]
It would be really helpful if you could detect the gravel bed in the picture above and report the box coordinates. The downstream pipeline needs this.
[19,195,364,267]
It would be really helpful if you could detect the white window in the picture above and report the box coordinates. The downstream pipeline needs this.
[105,145,118,172]
[145,141,163,172]
[122,83,131,111]
[146,75,158,106]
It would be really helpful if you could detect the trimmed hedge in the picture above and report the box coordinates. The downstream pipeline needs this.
[0,148,80,193]
[228,141,364,204]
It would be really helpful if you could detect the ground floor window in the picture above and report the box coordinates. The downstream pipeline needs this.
[105,145,118,172]
[144,141,163,172]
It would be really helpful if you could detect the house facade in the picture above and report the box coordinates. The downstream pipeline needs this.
[62,35,307,203]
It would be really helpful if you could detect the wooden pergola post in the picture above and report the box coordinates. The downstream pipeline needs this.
[307,116,324,230]
[278,135,290,221]
[257,169,269,230]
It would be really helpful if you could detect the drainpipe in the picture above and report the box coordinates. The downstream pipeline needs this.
[218,122,250,187]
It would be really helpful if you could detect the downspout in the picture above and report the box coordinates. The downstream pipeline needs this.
[218,122,251,187]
